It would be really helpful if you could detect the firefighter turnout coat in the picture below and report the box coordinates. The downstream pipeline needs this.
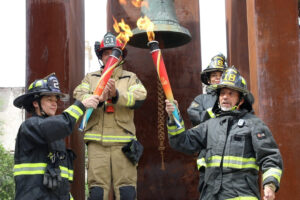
[187,86,217,126]
[167,109,283,200]
[13,101,85,200]
[73,65,147,145]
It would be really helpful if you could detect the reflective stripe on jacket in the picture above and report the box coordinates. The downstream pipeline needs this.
[73,66,147,145]
[167,109,283,200]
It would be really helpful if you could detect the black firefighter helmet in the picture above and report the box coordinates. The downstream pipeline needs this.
[201,53,228,85]
[215,66,254,111]
[94,32,127,60]
[13,73,65,112]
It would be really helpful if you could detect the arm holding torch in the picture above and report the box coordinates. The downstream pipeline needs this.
[77,47,123,131]
[148,40,182,128]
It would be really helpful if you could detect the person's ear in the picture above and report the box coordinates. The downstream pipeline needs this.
[238,98,245,108]
[32,101,39,109]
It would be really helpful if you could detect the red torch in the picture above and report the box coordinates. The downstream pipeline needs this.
[147,40,182,128]
[135,16,182,128]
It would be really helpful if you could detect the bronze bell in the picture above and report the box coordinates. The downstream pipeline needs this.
[128,0,192,49]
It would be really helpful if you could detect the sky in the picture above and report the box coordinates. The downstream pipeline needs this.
[0,0,226,87]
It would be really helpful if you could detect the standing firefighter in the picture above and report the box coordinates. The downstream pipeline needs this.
[73,32,147,200]
[165,67,283,200]
[187,54,227,192]
[13,73,100,200]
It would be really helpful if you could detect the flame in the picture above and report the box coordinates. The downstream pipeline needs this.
[119,0,127,5]
[137,16,155,41]
[113,17,120,33]
[113,17,133,48]
[131,0,148,8]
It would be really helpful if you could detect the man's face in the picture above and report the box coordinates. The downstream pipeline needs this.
[219,88,243,111]
[34,95,58,116]
[208,71,222,85]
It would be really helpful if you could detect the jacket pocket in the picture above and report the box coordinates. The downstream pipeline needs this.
[245,175,260,198]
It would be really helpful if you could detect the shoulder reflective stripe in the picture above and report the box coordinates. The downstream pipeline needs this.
[128,84,144,92]
[79,82,90,90]
[207,108,216,118]
[70,193,74,200]
[197,157,207,169]
[13,163,47,176]
[263,168,282,183]
[126,92,134,106]
[226,196,258,200]
[84,133,136,142]
[64,105,84,121]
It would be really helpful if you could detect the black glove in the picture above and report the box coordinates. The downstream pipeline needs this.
[43,165,62,190]
[122,139,144,165]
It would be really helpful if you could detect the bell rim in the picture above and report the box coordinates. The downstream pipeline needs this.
[128,24,192,49]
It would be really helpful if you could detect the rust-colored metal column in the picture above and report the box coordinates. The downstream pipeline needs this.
[247,0,300,199]
[107,0,201,199]
[225,0,250,85]
[26,0,85,199]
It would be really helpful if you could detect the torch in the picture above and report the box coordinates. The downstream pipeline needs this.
[79,18,133,131]
[137,16,182,128]
[79,47,123,131]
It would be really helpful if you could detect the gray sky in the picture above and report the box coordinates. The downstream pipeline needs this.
[0,0,226,87]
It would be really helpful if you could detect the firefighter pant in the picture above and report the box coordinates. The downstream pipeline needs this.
[87,142,137,200]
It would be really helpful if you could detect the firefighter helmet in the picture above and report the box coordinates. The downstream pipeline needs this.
[213,66,254,112]
[201,53,228,85]
[13,73,65,112]
[94,32,127,59]
[216,66,248,94]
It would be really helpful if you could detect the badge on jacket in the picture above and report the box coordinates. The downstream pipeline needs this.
[256,132,266,140]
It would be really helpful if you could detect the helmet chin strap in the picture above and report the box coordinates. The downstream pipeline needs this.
[98,58,104,69]
[36,96,48,117]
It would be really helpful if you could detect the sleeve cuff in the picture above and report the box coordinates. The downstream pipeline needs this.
[74,100,86,113]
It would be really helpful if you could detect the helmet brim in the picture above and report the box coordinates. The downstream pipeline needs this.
[200,68,225,85]
[13,91,67,109]
[215,84,249,94]
[13,92,39,109]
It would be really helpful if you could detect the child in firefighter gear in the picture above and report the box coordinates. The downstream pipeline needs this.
[165,67,283,200]
[13,73,101,200]
[73,32,147,200]
[187,53,227,192]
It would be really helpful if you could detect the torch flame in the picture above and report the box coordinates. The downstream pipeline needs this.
[119,0,127,5]
[119,0,148,8]
[131,0,148,8]
[137,16,155,41]
[113,17,133,48]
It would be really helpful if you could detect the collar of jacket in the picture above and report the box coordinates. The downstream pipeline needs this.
[206,85,217,95]
[216,108,249,118]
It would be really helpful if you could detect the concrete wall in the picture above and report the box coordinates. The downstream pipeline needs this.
[0,87,25,152]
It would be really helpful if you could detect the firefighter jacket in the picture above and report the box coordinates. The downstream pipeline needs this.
[187,85,217,126]
[167,109,283,200]
[13,101,85,200]
[73,65,147,146]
